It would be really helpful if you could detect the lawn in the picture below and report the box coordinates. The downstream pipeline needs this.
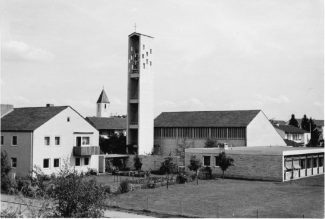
[106,175,324,218]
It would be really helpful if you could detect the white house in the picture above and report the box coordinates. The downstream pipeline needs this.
[1,104,104,177]
[273,125,310,146]
[154,110,286,156]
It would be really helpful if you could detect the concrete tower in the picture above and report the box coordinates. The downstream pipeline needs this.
[127,32,154,155]
[96,89,110,118]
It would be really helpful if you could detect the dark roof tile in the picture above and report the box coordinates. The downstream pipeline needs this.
[96,90,110,103]
[154,110,261,127]
[274,125,309,134]
[86,117,126,130]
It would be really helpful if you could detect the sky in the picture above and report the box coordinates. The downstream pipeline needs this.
[1,0,324,121]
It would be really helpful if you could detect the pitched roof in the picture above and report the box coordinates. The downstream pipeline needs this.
[1,106,68,131]
[154,110,261,127]
[85,117,126,130]
[269,120,286,125]
[96,89,110,103]
[273,125,309,134]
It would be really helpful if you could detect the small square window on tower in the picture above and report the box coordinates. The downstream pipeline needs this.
[150,61,152,66]
[142,54,144,58]
[146,59,148,64]
[146,52,148,56]
[150,49,152,54]
[143,45,145,50]
[143,63,145,69]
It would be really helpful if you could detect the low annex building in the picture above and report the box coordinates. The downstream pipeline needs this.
[185,147,324,182]
[154,110,286,156]
[1,105,103,177]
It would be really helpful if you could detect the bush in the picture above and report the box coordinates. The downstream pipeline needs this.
[119,180,130,194]
[1,150,15,193]
[134,155,142,171]
[176,173,188,184]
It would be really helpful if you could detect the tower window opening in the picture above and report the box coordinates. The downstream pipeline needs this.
[150,49,152,54]
[105,104,106,109]
[146,52,148,56]
[146,59,148,64]
[143,63,145,69]
[143,45,145,50]
[142,54,144,58]
[131,46,133,51]
[150,61,152,66]
[67,117,70,122]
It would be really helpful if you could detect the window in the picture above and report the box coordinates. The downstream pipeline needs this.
[319,156,323,167]
[76,137,81,146]
[75,158,81,166]
[1,136,3,145]
[146,52,148,56]
[44,137,50,146]
[12,136,17,146]
[143,45,145,50]
[307,158,312,168]
[84,157,89,166]
[143,63,145,69]
[142,54,144,58]
[150,49,152,54]
[215,157,220,166]
[300,159,306,169]
[54,159,60,168]
[203,156,211,166]
[43,159,50,169]
[313,157,318,168]
[11,158,17,168]
[131,46,133,51]
[146,59,148,64]
[82,137,90,145]
[105,104,106,109]
[150,61,152,66]
[55,137,60,146]
[67,117,70,122]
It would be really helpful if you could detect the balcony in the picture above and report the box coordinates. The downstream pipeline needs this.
[73,146,100,156]
[130,70,139,78]
[129,122,138,129]
[130,97,139,103]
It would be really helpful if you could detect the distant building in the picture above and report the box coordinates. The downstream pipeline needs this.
[127,32,154,155]
[1,104,103,177]
[269,119,286,126]
[96,89,110,118]
[273,125,310,147]
[86,117,127,137]
[154,110,286,156]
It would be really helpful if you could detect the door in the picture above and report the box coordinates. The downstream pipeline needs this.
[76,137,81,146]
[99,156,104,173]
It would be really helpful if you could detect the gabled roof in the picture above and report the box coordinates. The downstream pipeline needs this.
[274,125,309,134]
[96,89,110,103]
[1,106,68,131]
[85,117,126,130]
[129,32,154,38]
[154,110,261,128]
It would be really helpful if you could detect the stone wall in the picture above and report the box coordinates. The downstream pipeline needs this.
[125,155,180,171]
[185,151,283,181]
[154,138,245,156]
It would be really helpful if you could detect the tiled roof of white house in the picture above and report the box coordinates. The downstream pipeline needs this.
[96,89,110,103]
[154,110,261,127]
[85,117,126,130]
[1,106,69,131]
[274,125,309,134]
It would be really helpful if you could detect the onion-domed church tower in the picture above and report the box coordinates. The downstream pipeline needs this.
[96,89,110,118]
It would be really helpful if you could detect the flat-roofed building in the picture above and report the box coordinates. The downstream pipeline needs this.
[185,146,324,181]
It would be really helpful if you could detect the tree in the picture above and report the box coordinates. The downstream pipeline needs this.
[1,150,15,192]
[301,115,309,132]
[204,137,218,148]
[99,133,126,154]
[133,155,142,171]
[307,118,321,147]
[288,114,299,127]
[175,138,193,165]
[217,151,234,179]
[159,156,176,189]
[187,155,202,185]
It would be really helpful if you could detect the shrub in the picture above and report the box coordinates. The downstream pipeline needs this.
[176,173,188,184]
[119,180,130,194]
[1,150,16,193]
[134,155,142,171]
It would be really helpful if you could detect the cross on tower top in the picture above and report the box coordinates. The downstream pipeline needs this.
[134,23,136,32]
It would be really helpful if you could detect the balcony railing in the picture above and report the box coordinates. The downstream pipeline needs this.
[73,146,100,156]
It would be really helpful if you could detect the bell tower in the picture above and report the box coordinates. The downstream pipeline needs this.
[127,32,154,155]
[96,89,110,118]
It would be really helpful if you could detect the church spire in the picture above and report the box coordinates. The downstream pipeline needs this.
[96,89,110,104]
[96,89,110,117]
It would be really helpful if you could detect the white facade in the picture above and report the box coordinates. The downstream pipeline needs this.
[246,111,286,146]
[274,127,311,145]
[127,33,154,155]
[96,102,110,118]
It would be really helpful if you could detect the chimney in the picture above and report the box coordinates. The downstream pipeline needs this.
[46,104,54,107]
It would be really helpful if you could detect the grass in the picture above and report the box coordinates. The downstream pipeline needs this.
[106,175,324,218]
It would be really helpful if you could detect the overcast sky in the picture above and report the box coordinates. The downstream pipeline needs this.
[1,0,324,120]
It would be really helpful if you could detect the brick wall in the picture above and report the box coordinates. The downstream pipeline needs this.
[154,138,245,156]
[185,151,283,181]
[125,155,180,171]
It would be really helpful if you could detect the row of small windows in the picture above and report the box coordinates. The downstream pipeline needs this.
[44,136,61,146]
[10,157,90,169]
[1,136,18,146]
[131,45,152,54]
[284,155,324,171]
[154,128,246,139]
[203,156,221,167]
